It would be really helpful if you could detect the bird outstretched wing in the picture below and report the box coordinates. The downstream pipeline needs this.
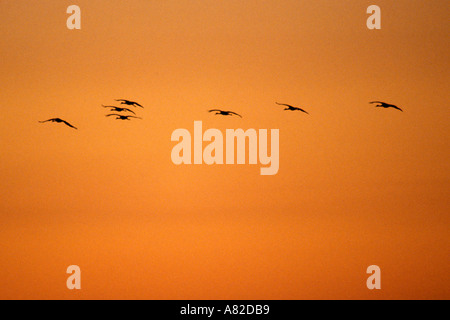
[276,102,293,108]
[208,109,222,112]
[228,111,242,118]
[390,105,403,112]
[62,120,77,129]
[122,108,136,114]
[39,119,53,123]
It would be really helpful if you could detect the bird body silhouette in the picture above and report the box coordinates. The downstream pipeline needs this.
[39,118,77,129]
[102,105,136,114]
[276,102,309,114]
[370,101,403,112]
[106,114,142,120]
[115,99,144,108]
[208,109,242,118]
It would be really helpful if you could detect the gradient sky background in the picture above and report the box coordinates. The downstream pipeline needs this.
[0,0,448,299]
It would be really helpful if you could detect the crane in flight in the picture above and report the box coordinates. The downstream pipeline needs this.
[208,109,242,118]
[39,118,77,129]
[276,102,309,114]
[115,99,144,108]
[106,114,142,120]
[370,101,403,112]
[102,105,136,114]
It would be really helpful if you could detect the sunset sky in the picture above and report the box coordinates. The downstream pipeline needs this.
[0,0,448,299]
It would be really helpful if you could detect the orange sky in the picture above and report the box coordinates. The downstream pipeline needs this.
[0,0,449,299]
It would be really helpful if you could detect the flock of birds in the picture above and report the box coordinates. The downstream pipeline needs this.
[39,99,144,130]
[103,99,144,121]
[38,100,403,130]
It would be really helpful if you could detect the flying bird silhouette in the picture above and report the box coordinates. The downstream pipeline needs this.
[102,105,136,114]
[106,114,142,120]
[370,101,403,112]
[39,118,77,129]
[208,109,242,118]
[276,102,309,114]
[115,99,144,108]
